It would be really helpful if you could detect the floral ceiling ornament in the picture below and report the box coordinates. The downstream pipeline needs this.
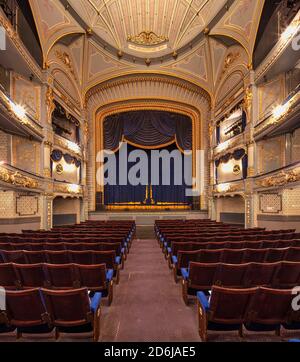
[55,50,76,79]
[127,31,168,46]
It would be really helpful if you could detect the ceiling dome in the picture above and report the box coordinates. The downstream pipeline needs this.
[67,0,227,57]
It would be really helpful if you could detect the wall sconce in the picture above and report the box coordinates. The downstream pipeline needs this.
[68,184,81,194]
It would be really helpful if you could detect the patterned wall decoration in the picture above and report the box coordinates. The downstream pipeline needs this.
[11,74,41,122]
[259,193,282,214]
[0,130,9,163]
[258,75,285,121]
[16,195,39,216]
[12,136,40,175]
[0,191,16,218]
[257,136,285,175]
[292,128,300,163]
[282,189,300,215]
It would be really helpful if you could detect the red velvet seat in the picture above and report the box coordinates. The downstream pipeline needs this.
[41,288,101,341]
[0,263,20,289]
[221,249,244,264]
[214,263,248,288]
[243,249,267,263]
[45,264,79,289]
[76,264,113,305]
[5,289,53,338]
[44,243,65,251]
[244,287,293,334]
[243,262,278,287]
[265,248,288,263]
[273,261,300,288]
[285,247,300,262]
[24,251,47,264]
[197,286,257,342]
[199,249,222,263]
[15,263,48,289]
[46,251,71,264]
[70,251,93,265]
[1,251,27,264]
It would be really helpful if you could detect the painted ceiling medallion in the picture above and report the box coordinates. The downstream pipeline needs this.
[127,31,168,46]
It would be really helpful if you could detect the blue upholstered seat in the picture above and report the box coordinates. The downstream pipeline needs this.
[106,269,114,282]
[115,256,121,265]
[172,256,178,265]
[181,268,189,280]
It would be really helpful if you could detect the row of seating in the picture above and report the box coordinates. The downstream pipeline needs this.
[0,263,114,303]
[0,250,122,282]
[172,247,300,282]
[0,288,102,341]
[168,240,300,260]
[181,261,300,304]
[197,286,300,341]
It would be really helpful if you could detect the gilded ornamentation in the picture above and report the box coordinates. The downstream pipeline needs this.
[55,50,76,79]
[256,168,300,188]
[220,52,240,78]
[46,86,55,123]
[0,167,40,189]
[243,86,253,119]
[127,31,168,46]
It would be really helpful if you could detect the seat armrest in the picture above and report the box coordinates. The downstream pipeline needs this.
[197,291,210,312]
[90,292,102,313]
[181,268,189,280]
[115,256,121,265]
[106,269,114,282]
[171,255,178,265]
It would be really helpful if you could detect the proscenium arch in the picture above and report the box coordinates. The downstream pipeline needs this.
[89,100,203,212]
[85,75,211,211]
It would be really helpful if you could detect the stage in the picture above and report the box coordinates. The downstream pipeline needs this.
[89,210,208,226]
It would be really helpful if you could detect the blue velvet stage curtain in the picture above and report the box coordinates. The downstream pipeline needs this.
[104,111,192,151]
[104,143,192,206]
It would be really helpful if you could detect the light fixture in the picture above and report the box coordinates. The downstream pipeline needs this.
[67,140,81,154]
[216,140,230,153]
[281,21,300,41]
[10,101,26,120]
[217,183,230,193]
[221,161,234,174]
[63,162,77,173]
[272,102,290,119]
[68,184,81,194]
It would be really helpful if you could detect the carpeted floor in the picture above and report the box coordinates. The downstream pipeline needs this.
[99,238,200,342]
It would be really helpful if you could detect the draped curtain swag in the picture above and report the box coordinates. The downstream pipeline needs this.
[51,150,81,168]
[104,111,192,152]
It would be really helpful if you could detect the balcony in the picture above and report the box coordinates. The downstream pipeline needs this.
[0,86,43,140]
[0,162,43,191]
[254,84,300,140]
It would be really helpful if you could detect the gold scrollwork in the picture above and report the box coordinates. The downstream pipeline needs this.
[128,31,168,46]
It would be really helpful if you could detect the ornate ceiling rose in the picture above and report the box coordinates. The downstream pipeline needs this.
[127,31,168,46]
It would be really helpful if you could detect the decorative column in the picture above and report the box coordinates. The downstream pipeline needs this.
[40,193,54,230]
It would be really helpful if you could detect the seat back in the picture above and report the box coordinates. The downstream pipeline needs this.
[6,289,49,327]
[45,264,78,289]
[93,251,116,269]
[214,263,248,288]
[221,249,244,264]
[273,262,300,288]
[246,287,293,325]
[209,286,257,324]
[243,249,267,263]
[41,288,92,327]
[24,251,47,264]
[244,262,278,287]
[2,251,27,264]
[0,263,19,289]
[265,248,288,263]
[15,263,47,288]
[189,262,218,290]
[70,251,93,265]
[199,249,222,263]
[46,251,71,264]
[76,264,107,291]
[285,247,300,262]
